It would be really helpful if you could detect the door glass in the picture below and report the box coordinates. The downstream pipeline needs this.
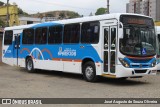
[158,34,160,55]
[104,51,108,72]
[110,52,115,73]
[111,28,116,50]
[104,28,109,49]
[15,35,20,48]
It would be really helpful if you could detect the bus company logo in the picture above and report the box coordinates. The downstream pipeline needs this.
[58,47,76,57]
[2,99,11,104]
[140,64,142,68]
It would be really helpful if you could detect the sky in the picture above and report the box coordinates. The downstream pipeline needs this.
[0,0,129,16]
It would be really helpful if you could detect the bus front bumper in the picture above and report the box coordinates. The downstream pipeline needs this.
[115,65,157,78]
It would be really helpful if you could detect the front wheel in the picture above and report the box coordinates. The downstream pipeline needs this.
[26,58,34,73]
[83,61,98,82]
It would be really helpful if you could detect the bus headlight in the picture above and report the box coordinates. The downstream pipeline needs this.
[151,60,156,67]
[119,58,129,68]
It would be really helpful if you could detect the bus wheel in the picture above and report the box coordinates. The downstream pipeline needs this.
[83,61,98,82]
[26,58,34,73]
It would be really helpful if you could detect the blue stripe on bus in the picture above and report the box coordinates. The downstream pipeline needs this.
[32,22,61,28]
[124,57,156,68]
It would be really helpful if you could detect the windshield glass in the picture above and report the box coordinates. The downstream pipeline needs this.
[120,26,156,56]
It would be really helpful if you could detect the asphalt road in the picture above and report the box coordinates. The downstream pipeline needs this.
[0,62,160,98]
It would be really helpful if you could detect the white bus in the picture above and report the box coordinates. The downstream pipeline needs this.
[156,26,160,70]
[2,13,157,82]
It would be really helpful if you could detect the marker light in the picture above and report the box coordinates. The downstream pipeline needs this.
[151,60,156,67]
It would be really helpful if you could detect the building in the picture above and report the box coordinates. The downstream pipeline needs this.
[19,17,45,25]
[126,0,160,21]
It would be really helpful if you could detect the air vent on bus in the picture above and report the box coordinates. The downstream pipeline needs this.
[134,70,147,74]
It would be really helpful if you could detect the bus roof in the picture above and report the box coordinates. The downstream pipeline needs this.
[4,13,152,31]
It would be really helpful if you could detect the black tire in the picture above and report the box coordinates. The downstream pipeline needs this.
[26,57,34,73]
[83,61,98,82]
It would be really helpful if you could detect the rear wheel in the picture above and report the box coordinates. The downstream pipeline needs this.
[83,61,98,82]
[26,58,34,73]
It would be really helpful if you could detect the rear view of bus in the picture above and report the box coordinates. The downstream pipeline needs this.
[116,15,157,77]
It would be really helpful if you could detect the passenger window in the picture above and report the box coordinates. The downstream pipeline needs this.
[23,29,34,44]
[4,30,13,45]
[35,27,47,44]
[48,26,62,44]
[63,24,80,43]
[81,21,100,44]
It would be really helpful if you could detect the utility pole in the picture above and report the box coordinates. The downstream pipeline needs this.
[7,0,9,27]
[107,0,110,14]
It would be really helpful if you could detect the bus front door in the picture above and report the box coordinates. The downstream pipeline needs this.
[103,26,117,74]
[13,33,20,66]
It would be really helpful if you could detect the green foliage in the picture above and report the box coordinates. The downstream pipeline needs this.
[0,1,4,6]
[0,18,6,27]
[59,12,65,19]
[18,8,28,15]
[95,7,107,15]
[67,12,80,19]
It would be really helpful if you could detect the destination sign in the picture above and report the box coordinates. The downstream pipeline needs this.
[120,15,154,26]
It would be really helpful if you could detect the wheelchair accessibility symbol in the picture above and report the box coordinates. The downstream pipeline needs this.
[142,48,146,55]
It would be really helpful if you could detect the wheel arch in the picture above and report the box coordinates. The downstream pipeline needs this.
[81,57,96,73]
[25,55,32,67]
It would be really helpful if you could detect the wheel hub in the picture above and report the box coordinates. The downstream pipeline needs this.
[85,66,94,79]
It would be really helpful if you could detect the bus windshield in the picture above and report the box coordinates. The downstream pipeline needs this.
[120,26,156,56]
[120,15,156,57]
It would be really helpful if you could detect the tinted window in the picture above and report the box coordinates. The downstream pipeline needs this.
[158,34,160,42]
[111,28,116,50]
[63,24,80,43]
[4,30,13,45]
[48,26,62,44]
[22,29,34,44]
[81,21,100,44]
[35,27,47,44]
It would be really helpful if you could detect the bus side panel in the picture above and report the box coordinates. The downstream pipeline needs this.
[2,32,14,66]
[19,44,102,73]
[19,45,64,71]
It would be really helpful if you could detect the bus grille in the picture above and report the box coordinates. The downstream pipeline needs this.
[134,70,147,74]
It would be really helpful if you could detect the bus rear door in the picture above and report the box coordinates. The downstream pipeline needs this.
[13,30,21,66]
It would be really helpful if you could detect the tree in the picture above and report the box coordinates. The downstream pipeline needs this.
[0,1,4,6]
[59,12,65,19]
[95,7,107,15]
[0,18,6,27]
[18,8,28,15]
[67,12,80,19]
[89,12,93,16]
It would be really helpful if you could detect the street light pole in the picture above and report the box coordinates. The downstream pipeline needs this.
[7,0,9,27]
[107,0,110,14]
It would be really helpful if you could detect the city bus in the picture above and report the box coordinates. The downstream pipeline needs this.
[156,26,160,70]
[2,13,157,82]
